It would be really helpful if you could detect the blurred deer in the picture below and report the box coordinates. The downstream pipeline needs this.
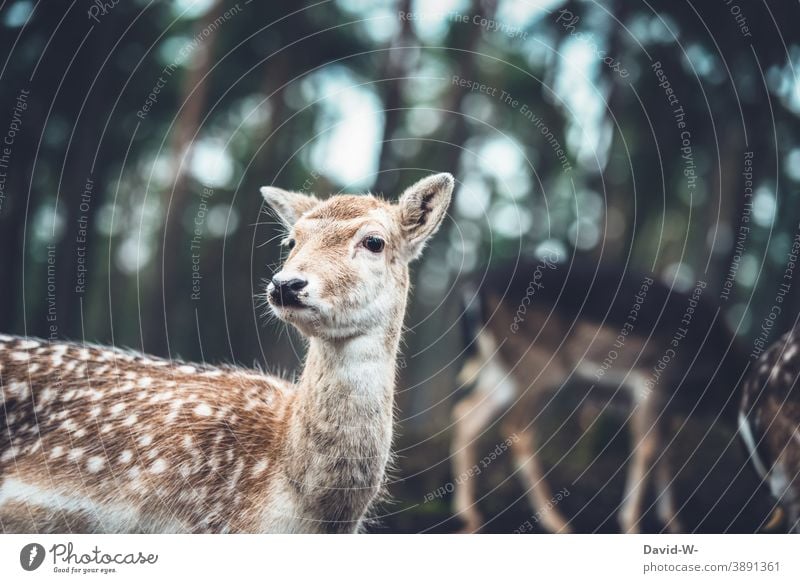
[0,173,453,533]
[452,257,742,533]
[740,321,800,532]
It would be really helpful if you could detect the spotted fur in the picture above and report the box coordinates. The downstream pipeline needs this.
[740,323,800,532]
[0,335,290,533]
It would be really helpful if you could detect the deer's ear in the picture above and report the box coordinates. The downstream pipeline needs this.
[397,173,454,260]
[260,187,320,227]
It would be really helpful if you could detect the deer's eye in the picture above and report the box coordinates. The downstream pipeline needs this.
[286,238,296,250]
[362,235,385,253]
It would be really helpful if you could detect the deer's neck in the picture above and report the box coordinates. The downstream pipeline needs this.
[280,321,403,531]
[299,331,398,422]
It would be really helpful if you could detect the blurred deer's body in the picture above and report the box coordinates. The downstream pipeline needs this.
[740,323,800,532]
[453,258,741,533]
[0,173,454,533]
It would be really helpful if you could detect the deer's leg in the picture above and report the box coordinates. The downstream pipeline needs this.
[619,387,661,534]
[507,424,572,533]
[783,495,800,533]
[654,450,683,533]
[772,454,800,533]
[451,390,509,533]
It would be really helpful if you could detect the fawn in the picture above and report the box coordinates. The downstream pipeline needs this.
[452,258,743,533]
[740,321,800,532]
[0,172,454,533]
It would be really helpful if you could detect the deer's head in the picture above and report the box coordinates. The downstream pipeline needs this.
[261,173,453,340]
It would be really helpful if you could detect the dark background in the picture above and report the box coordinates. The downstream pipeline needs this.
[1,0,799,532]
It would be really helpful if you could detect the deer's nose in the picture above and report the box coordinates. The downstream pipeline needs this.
[270,274,308,306]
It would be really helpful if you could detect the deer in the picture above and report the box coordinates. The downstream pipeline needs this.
[0,172,454,533]
[739,320,800,533]
[451,257,744,533]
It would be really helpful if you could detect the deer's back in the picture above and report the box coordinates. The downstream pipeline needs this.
[470,260,744,414]
[0,335,293,533]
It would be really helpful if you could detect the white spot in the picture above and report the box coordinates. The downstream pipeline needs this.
[119,450,133,464]
[178,365,196,374]
[60,419,77,433]
[27,363,40,374]
[101,423,113,434]
[49,446,64,459]
[228,459,245,490]
[138,434,153,447]
[68,448,84,461]
[193,403,212,416]
[137,377,153,388]
[165,399,184,422]
[123,414,138,427]
[116,381,134,393]
[11,351,30,361]
[1,447,19,462]
[768,463,791,500]
[738,412,767,478]
[251,458,269,477]
[89,406,102,418]
[8,381,30,399]
[150,458,167,474]
[182,435,194,449]
[110,402,125,416]
[86,456,105,473]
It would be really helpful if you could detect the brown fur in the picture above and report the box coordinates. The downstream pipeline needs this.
[0,336,290,532]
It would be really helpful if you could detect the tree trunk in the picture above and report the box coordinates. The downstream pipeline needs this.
[146,0,224,356]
